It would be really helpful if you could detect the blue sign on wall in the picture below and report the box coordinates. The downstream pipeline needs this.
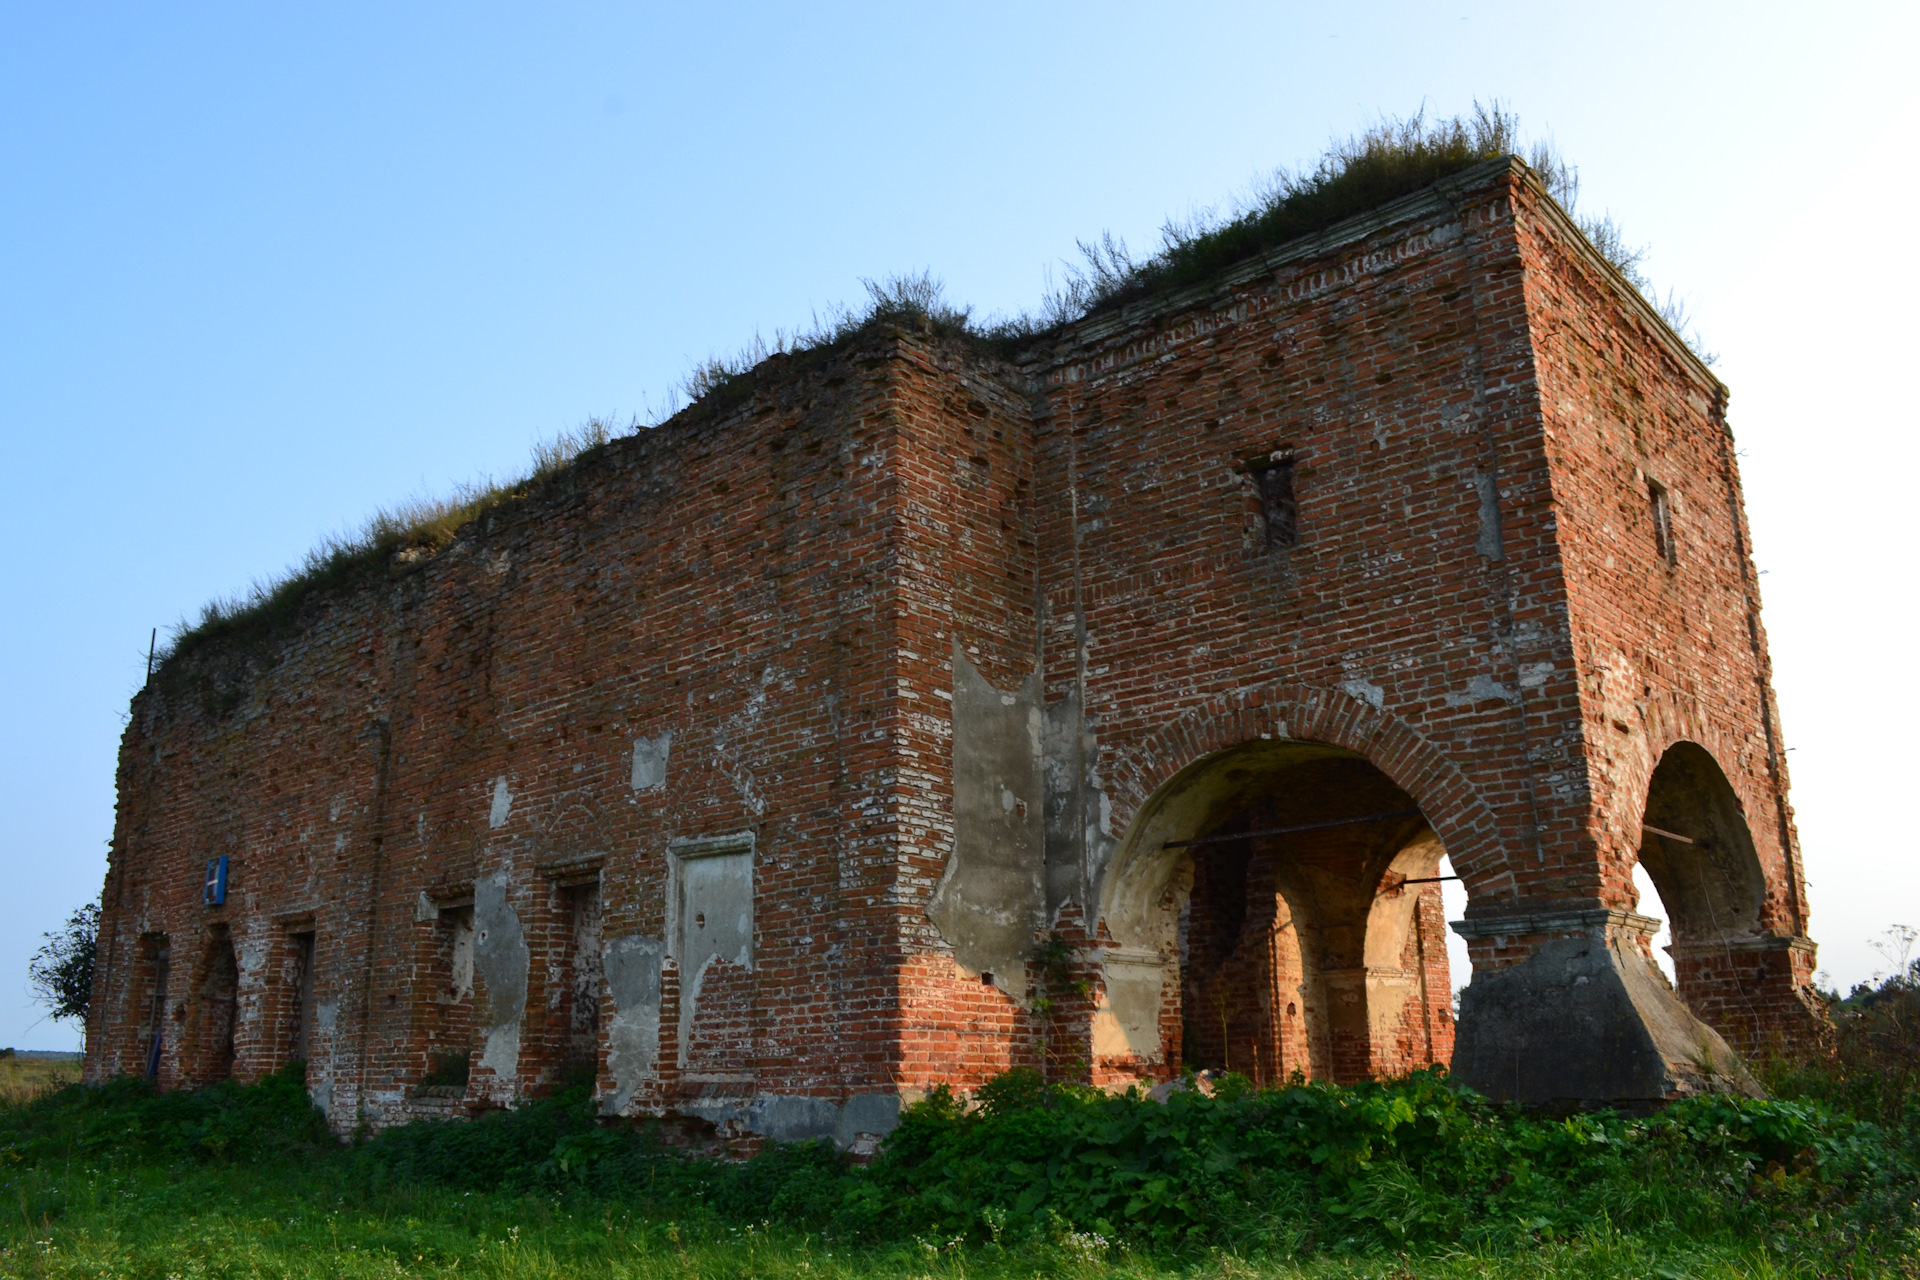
[204,855,228,906]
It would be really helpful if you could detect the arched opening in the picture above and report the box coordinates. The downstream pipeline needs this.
[1100,739,1454,1086]
[1635,741,1770,1043]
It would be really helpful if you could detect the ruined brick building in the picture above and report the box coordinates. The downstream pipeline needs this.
[85,156,1824,1143]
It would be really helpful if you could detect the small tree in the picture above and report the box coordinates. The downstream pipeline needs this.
[29,901,99,1026]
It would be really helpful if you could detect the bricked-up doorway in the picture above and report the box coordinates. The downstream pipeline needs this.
[286,931,317,1064]
[424,905,477,1088]
[1098,740,1454,1086]
[1635,741,1777,1055]
[549,881,605,1082]
[185,926,239,1085]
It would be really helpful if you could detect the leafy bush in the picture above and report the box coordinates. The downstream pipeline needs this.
[342,1065,1920,1257]
[0,1061,329,1167]
[1765,927,1920,1129]
[8,1053,1916,1263]
[27,901,98,1025]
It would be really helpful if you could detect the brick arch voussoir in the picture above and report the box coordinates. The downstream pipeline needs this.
[1617,692,1796,932]
[1109,682,1506,890]
[1619,694,1779,865]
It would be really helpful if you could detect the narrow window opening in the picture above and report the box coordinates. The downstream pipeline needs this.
[1648,479,1677,566]
[1252,452,1298,547]
[139,935,170,1080]
[287,931,316,1064]
[563,884,604,1078]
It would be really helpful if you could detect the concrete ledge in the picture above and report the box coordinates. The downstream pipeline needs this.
[1451,908,1662,941]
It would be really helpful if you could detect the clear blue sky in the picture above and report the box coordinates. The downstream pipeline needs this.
[3,2,1914,1050]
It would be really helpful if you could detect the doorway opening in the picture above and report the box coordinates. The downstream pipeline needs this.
[1106,740,1455,1086]
[286,931,317,1064]
[1635,741,1769,1042]
[137,934,171,1080]
[189,926,239,1084]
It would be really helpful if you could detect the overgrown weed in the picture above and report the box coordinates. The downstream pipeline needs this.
[2,1051,1917,1276]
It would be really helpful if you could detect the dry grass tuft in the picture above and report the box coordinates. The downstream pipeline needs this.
[0,1052,82,1107]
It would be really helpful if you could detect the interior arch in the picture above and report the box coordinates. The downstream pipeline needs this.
[1634,741,1770,1030]
[1098,738,1455,1085]
[1637,742,1767,944]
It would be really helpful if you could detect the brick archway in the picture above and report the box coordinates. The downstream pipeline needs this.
[1610,698,1771,856]
[1100,681,1505,941]
[1088,682,1477,1086]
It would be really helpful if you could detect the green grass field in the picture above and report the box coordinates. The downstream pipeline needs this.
[0,1161,1897,1280]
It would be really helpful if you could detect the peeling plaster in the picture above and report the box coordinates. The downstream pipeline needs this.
[472,872,529,1087]
[602,934,664,1113]
[1091,947,1168,1062]
[1446,674,1518,707]
[1339,678,1385,709]
[928,644,1044,995]
[1473,472,1505,560]
[630,732,671,792]
[488,777,514,829]
[669,832,754,1068]
[679,1090,904,1149]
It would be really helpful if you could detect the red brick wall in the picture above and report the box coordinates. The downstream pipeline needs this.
[1509,174,1819,1053]
[90,342,942,1128]
[86,158,1816,1129]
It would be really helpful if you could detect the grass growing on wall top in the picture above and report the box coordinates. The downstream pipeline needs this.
[152,416,617,682]
[150,103,1709,688]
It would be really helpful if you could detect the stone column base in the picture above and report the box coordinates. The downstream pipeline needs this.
[1451,909,1761,1109]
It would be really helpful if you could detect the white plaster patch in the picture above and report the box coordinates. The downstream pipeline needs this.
[1446,674,1520,707]
[488,777,514,829]
[1092,949,1168,1062]
[630,732,671,792]
[1340,679,1385,709]
[602,934,664,1114]
[472,873,528,1085]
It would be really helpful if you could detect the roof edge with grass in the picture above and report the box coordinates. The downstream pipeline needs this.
[148,104,1717,700]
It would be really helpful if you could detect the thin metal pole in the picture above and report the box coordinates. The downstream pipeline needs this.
[145,628,156,684]
[1164,808,1422,850]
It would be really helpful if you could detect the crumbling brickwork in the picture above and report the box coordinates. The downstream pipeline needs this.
[86,157,1820,1139]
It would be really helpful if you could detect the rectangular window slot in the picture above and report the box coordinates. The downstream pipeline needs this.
[287,931,316,1063]
[140,935,170,1080]
[1251,453,1298,547]
[1648,479,1677,566]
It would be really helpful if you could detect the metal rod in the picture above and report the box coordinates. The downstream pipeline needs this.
[145,627,156,684]
[1396,875,1461,886]
[1163,807,1423,849]
[1641,823,1700,847]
